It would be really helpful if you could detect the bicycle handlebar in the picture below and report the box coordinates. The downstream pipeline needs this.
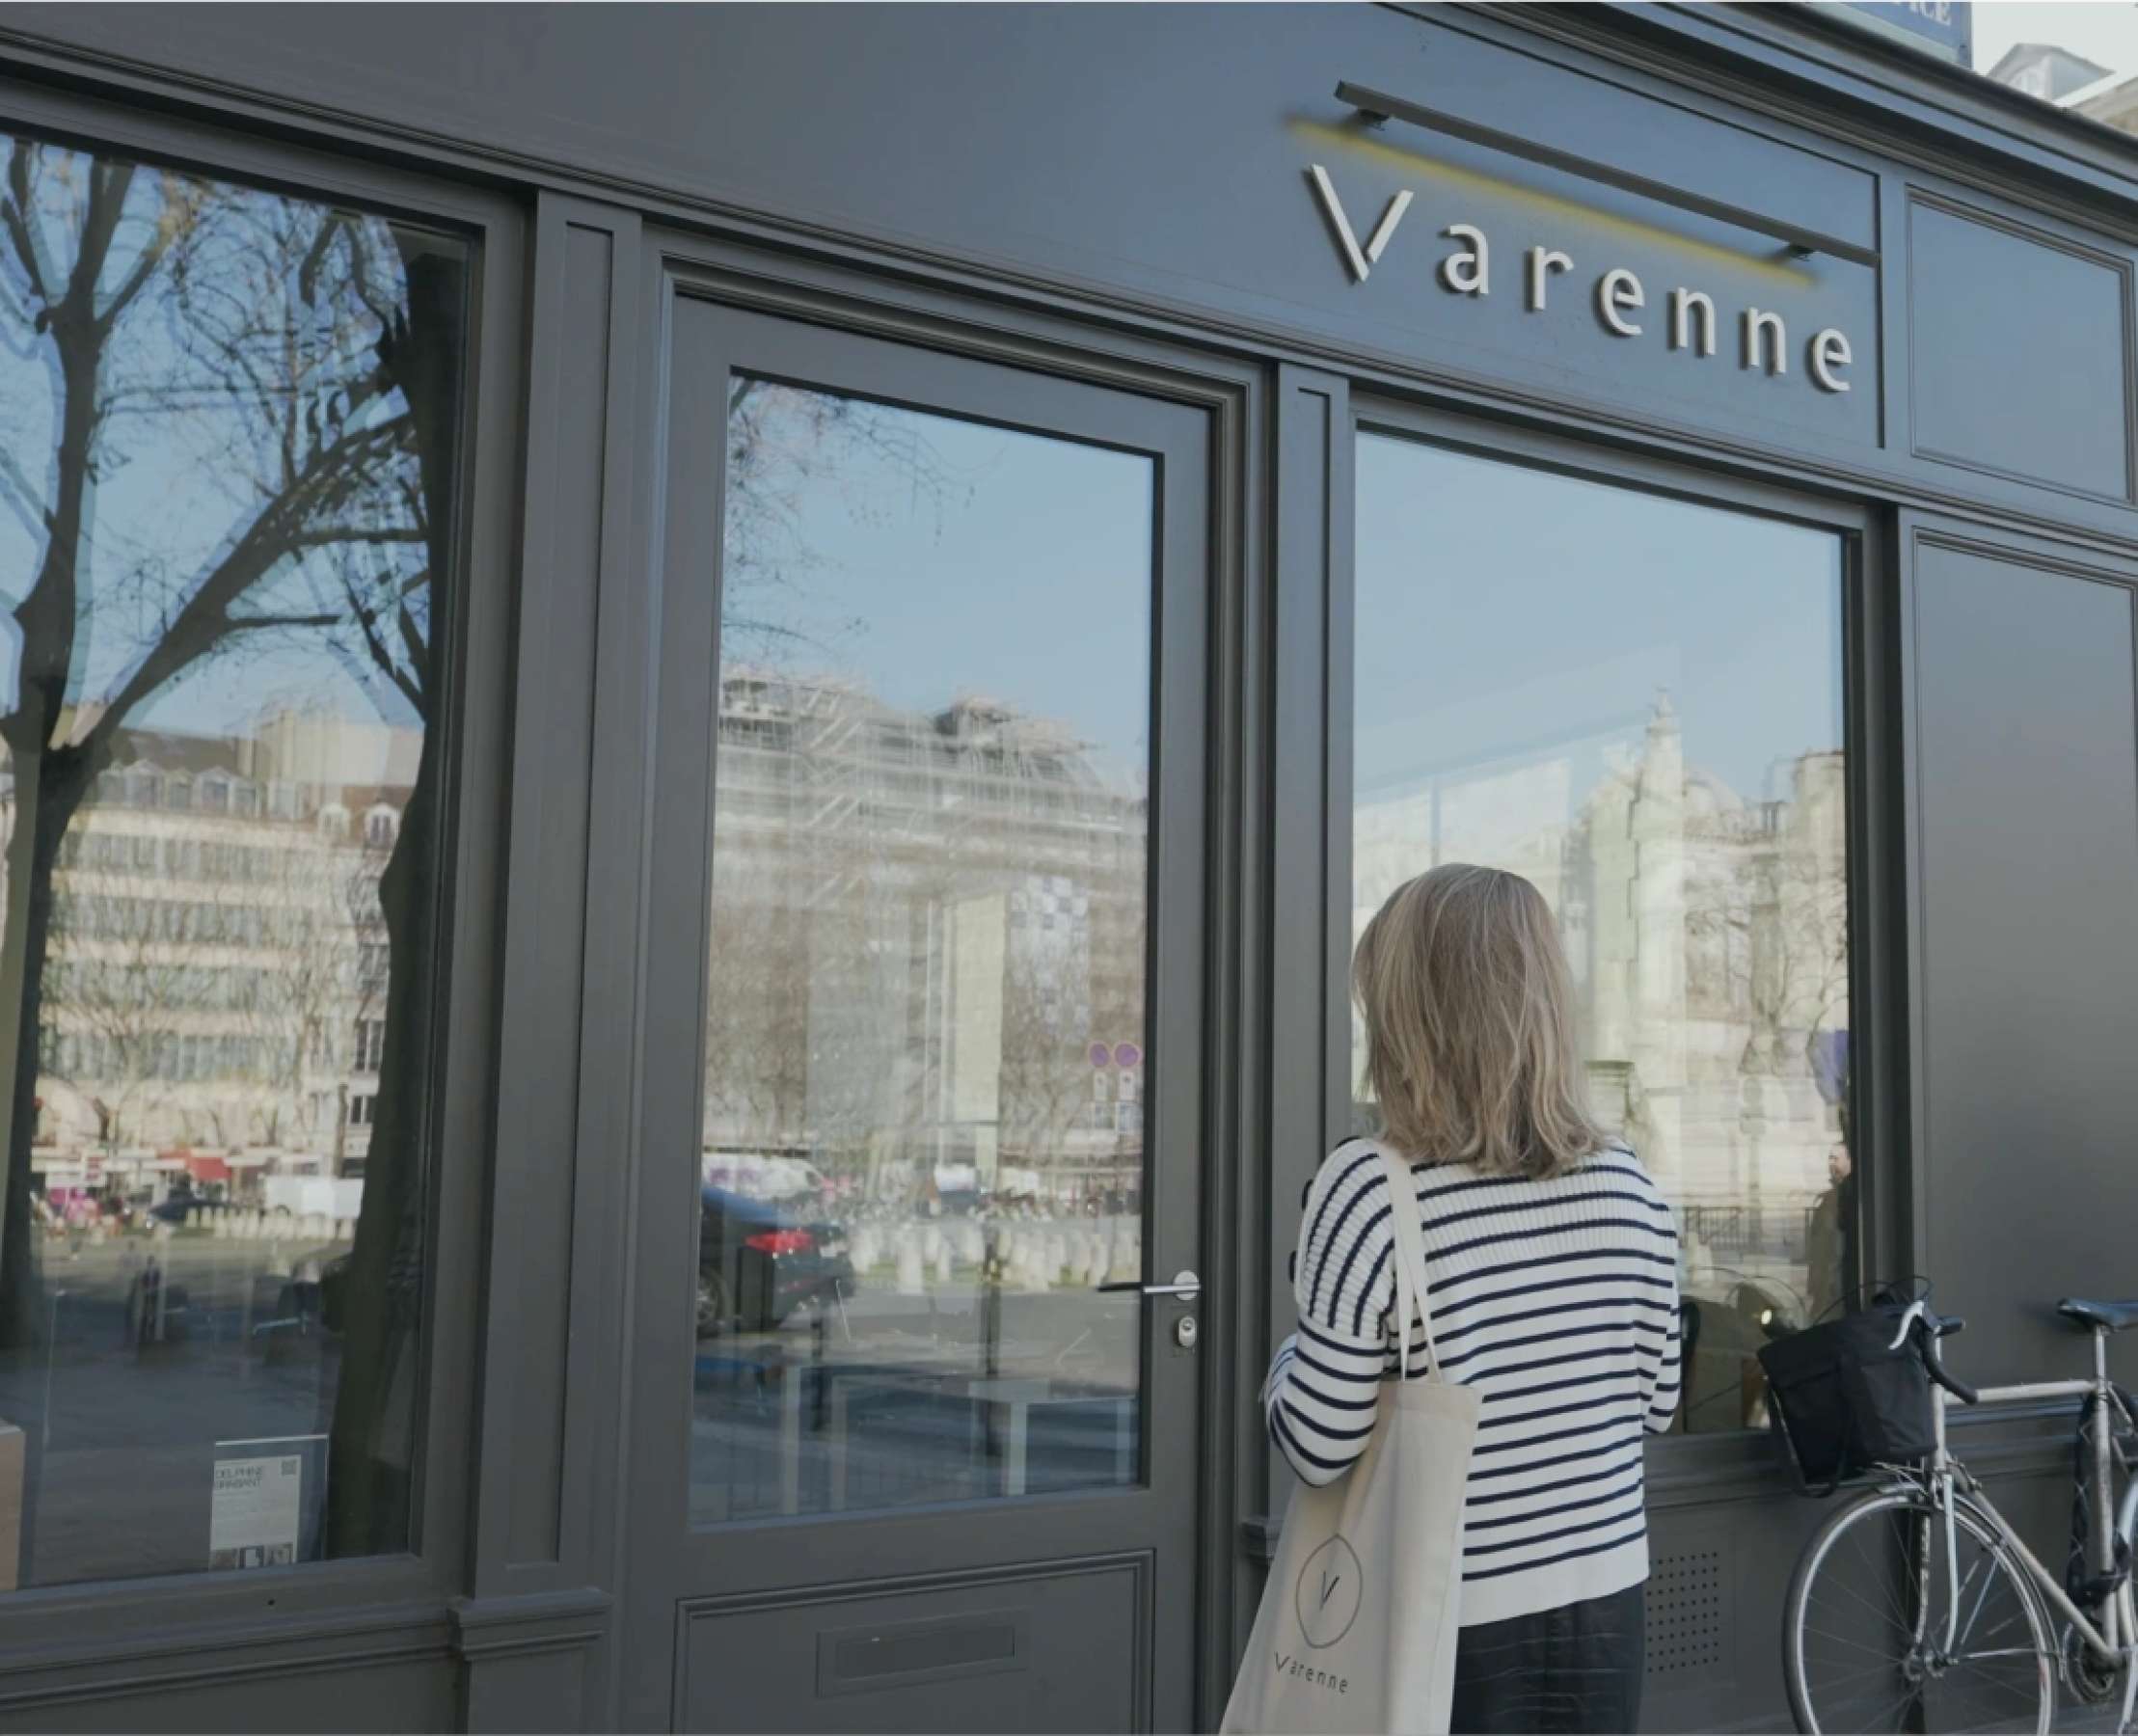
[1881,1297,1977,1401]
[1925,1340,1979,1406]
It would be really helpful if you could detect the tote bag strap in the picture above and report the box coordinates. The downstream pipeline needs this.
[1380,1145,1446,1382]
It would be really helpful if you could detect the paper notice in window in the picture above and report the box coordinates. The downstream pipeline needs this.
[208,1453,302,1570]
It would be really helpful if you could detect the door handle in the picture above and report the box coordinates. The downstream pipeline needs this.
[1100,1269,1201,1301]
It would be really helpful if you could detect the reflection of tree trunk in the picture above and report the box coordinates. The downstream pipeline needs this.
[323,739,434,1554]
[0,750,95,1349]
[0,159,116,1345]
[0,761,75,1343]
[323,246,460,1558]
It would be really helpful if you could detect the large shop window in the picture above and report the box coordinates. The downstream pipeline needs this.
[1352,432,1853,1436]
[0,133,470,1582]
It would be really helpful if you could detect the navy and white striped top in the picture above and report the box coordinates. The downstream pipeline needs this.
[1263,1136,1683,1626]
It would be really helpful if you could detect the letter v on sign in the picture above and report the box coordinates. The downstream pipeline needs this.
[1307,166,1412,284]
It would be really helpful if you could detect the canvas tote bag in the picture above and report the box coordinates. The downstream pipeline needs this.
[1222,1147,1481,1736]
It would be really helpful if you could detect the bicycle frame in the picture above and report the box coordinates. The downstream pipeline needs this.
[1904,1325,2138,1707]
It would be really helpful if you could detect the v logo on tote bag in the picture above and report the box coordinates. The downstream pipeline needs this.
[1223,1148,1481,1736]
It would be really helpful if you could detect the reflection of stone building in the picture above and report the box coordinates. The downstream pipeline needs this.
[1354,693,1850,1319]
[0,709,412,1184]
[702,669,1147,1204]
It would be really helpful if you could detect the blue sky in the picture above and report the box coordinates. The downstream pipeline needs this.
[729,393,1155,795]
[1354,433,1844,816]
[0,158,440,747]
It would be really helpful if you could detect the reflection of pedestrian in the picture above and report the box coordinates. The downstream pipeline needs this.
[144,1255,166,1346]
[290,1256,322,1334]
[1806,1147,1856,1321]
[125,1255,165,1348]
[117,1245,143,1347]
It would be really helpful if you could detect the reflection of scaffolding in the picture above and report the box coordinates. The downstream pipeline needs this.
[721,670,1114,908]
[709,667,1145,1187]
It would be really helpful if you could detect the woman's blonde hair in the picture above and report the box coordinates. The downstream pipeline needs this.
[1353,863,1606,1180]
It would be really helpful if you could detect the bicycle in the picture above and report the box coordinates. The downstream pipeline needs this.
[1784,1294,2138,1734]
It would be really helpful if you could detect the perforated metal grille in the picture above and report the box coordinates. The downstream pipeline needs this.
[1646,1548,1726,1678]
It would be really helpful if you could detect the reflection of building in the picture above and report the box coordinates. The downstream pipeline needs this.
[702,669,1146,1204]
[0,709,412,1189]
[1354,692,1850,1318]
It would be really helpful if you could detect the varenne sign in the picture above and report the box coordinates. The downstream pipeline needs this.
[1307,166,1854,394]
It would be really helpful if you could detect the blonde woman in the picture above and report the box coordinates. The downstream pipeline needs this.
[1263,865,1682,1735]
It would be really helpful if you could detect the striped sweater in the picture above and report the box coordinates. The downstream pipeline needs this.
[1263,1137,1683,1626]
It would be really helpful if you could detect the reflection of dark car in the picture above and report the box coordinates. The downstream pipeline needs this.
[698,1184,854,1336]
[149,1195,228,1226]
[1680,1281,1795,1432]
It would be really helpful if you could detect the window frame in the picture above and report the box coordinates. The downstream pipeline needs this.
[1334,397,1901,1497]
[0,68,524,1652]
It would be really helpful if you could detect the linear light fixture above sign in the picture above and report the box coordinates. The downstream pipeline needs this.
[1333,81,1881,269]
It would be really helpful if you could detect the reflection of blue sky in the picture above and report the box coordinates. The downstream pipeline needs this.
[726,394,1153,794]
[1355,434,1841,816]
[0,152,434,746]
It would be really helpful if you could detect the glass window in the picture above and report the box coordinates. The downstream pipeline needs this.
[1352,432,1853,1436]
[691,379,1153,1524]
[0,130,471,1584]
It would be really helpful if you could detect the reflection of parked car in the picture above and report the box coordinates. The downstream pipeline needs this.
[1680,1280,1795,1431]
[698,1184,854,1336]
[149,1195,230,1226]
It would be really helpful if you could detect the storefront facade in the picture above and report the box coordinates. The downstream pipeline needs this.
[0,3,2129,1729]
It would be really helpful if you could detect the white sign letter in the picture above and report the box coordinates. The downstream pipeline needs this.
[1669,288,1717,357]
[1596,267,1644,337]
[1743,308,1787,376]
[1809,327,1853,393]
[1306,167,1411,284]
[1526,246,1573,312]
[1438,224,1489,296]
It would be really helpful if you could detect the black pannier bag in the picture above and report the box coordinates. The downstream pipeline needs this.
[1758,1293,1936,1495]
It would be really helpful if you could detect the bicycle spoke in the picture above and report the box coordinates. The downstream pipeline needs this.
[1805,1623,1910,1661]
[1857,1510,1922,1635]
[1824,1569,1918,1641]
[1954,1553,1991,1641]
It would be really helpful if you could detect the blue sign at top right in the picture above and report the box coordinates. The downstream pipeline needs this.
[1827,1,1974,65]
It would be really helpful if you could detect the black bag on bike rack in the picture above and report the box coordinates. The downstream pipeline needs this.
[1759,1291,1937,1495]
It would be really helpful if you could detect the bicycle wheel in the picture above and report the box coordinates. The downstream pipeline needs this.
[1786,1486,2054,1734]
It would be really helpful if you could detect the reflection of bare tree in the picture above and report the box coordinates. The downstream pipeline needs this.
[1685,764,1849,1075]
[42,869,210,1151]
[996,945,1089,1167]
[721,382,963,666]
[0,136,463,1564]
[237,836,371,1150]
[702,894,812,1148]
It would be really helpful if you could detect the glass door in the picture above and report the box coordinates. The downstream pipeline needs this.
[620,292,1209,1733]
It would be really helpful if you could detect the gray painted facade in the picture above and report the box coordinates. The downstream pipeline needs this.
[0,3,2129,1729]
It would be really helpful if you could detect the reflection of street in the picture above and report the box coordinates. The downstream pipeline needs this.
[690,1285,1140,1526]
[0,1234,343,1585]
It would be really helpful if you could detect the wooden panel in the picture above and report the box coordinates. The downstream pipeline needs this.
[678,1557,1150,1733]
[1908,524,2138,1384]
[1908,196,2135,503]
